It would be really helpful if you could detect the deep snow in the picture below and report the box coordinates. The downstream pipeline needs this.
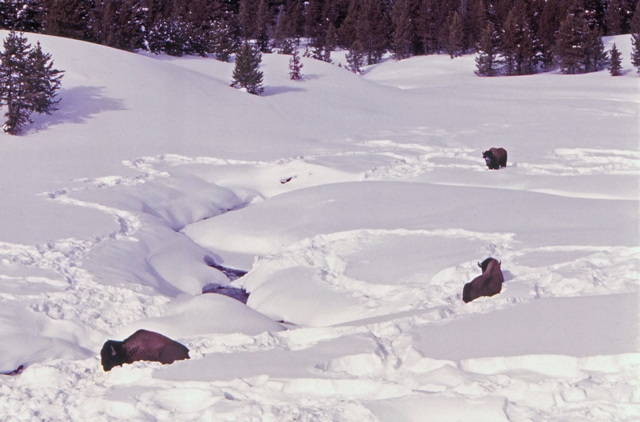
[0,31,638,421]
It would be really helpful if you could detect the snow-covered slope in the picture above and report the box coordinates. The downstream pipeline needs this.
[0,32,638,420]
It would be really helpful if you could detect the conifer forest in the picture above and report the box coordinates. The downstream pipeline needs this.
[1,0,639,76]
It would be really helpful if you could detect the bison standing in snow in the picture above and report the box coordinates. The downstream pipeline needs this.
[482,148,508,169]
[100,329,190,371]
[462,258,504,303]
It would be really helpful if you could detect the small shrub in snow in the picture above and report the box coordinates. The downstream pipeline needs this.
[289,49,303,80]
[0,31,63,135]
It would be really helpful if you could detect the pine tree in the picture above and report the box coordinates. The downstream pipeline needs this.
[355,0,388,65]
[582,26,607,72]
[40,0,93,41]
[475,22,500,76]
[501,9,518,74]
[632,33,640,73]
[279,38,297,54]
[0,32,63,134]
[608,43,622,75]
[555,10,586,74]
[391,0,414,59]
[255,0,271,53]
[323,22,337,63]
[289,48,303,80]
[345,39,365,73]
[605,0,623,35]
[446,11,464,58]
[231,42,264,95]
[537,0,564,70]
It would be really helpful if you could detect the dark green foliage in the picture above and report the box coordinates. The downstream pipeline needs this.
[40,0,94,41]
[537,0,565,70]
[446,11,464,58]
[345,0,388,65]
[345,39,365,73]
[92,0,146,51]
[501,2,536,75]
[605,0,624,34]
[279,38,297,55]
[582,25,608,72]
[391,0,414,59]
[475,22,500,76]
[0,0,41,32]
[555,10,587,74]
[631,33,640,73]
[255,0,271,53]
[288,47,303,80]
[608,43,622,75]
[231,42,264,95]
[323,22,337,62]
[0,32,63,135]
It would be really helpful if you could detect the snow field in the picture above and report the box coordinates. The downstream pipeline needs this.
[0,32,637,420]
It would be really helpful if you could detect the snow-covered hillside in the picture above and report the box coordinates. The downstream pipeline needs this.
[0,32,638,421]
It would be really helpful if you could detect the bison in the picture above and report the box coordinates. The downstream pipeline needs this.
[462,258,504,303]
[100,329,190,371]
[482,148,508,170]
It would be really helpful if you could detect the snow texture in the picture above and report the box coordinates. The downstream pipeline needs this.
[0,32,637,421]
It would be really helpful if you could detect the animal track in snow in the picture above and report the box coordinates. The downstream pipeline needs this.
[519,148,640,176]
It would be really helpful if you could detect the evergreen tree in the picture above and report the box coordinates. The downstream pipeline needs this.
[0,32,63,134]
[40,0,93,41]
[287,0,304,40]
[632,33,640,73]
[501,8,518,74]
[537,0,565,70]
[631,2,640,73]
[605,0,623,34]
[355,0,388,64]
[323,22,337,63]
[92,0,146,51]
[279,38,297,54]
[345,39,365,73]
[255,0,271,53]
[446,11,464,58]
[467,0,486,52]
[392,0,414,59]
[555,10,586,74]
[211,20,241,62]
[238,0,257,40]
[231,42,264,95]
[582,25,607,72]
[475,22,500,76]
[608,43,622,75]
[289,47,303,80]
[273,5,289,50]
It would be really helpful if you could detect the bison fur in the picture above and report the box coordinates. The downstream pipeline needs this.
[482,148,508,169]
[462,258,504,303]
[100,329,190,371]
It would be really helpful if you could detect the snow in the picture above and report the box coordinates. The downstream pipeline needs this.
[0,31,638,420]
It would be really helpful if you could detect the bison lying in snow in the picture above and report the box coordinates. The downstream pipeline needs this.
[101,329,190,371]
[482,147,508,169]
[462,258,504,303]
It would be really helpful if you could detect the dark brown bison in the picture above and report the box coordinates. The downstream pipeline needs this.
[100,329,190,371]
[482,148,508,170]
[462,258,504,303]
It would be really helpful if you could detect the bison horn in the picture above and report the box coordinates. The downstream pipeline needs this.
[477,262,482,268]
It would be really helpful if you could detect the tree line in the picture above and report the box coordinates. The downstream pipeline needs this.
[0,0,639,75]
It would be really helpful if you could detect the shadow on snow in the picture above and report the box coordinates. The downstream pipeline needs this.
[27,85,127,133]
